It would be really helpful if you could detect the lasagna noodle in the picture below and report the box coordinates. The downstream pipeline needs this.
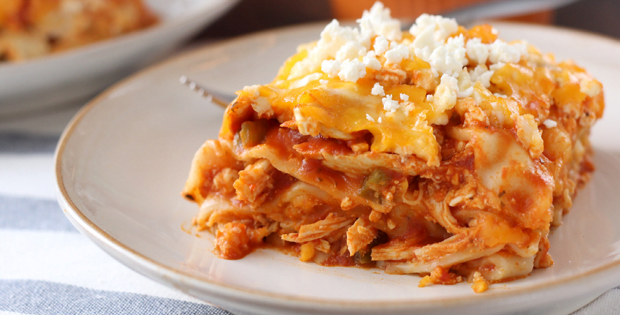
[182,3,603,290]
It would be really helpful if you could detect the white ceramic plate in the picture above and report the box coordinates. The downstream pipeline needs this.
[55,23,620,315]
[0,0,238,117]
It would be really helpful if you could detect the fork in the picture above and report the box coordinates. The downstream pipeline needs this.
[179,75,234,109]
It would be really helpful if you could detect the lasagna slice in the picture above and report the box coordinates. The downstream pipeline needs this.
[0,0,157,61]
[183,2,604,292]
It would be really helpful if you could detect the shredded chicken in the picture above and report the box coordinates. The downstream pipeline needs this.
[346,218,378,256]
[281,214,355,243]
[233,159,274,207]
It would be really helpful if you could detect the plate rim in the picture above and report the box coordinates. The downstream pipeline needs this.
[54,21,620,310]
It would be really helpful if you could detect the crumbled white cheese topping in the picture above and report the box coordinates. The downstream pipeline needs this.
[489,62,505,71]
[320,20,366,58]
[366,113,376,122]
[385,44,410,65]
[321,59,342,78]
[456,68,471,89]
[373,35,390,55]
[363,51,382,70]
[378,117,383,123]
[543,119,557,128]
[382,94,400,112]
[288,19,367,80]
[406,13,527,89]
[410,14,458,43]
[488,40,527,64]
[287,1,534,108]
[357,2,402,41]
[336,41,367,61]
[411,26,436,61]
[400,93,409,101]
[465,38,527,66]
[469,65,494,88]
[410,14,458,63]
[466,38,489,65]
[429,34,467,76]
[426,94,434,102]
[434,74,459,112]
[287,3,406,83]
[371,83,385,96]
[338,59,367,82]
[319,79,329,85]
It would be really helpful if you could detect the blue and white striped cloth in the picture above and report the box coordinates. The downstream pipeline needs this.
[1,103,618,315]
[0,104,230,315]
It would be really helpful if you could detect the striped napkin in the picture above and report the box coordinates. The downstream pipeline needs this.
[0,104,617,315]
[0,104,230,315]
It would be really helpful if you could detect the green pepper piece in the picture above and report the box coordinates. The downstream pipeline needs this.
[354,250,373,264]
[239,120,269,147]
[360,169,390,203]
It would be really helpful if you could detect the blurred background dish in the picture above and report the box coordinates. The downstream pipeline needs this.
[0,0,159,62]
[0,0,238,117]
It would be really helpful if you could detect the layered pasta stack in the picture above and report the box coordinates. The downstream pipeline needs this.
[183,2,604,291]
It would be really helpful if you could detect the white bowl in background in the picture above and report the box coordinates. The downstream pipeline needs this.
[0,0,238,117]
